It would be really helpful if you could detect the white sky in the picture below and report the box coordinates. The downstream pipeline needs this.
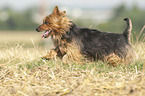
[0,0,145,10]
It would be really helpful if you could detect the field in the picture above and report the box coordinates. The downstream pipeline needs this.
[0,31,145,96]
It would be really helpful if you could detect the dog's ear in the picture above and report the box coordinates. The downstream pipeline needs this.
[62,11,66,15]
[53,6,60,15]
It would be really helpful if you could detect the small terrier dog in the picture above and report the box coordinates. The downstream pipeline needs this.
[36,6,135,65]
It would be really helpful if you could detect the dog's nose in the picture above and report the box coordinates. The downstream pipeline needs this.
[36,28,39,32]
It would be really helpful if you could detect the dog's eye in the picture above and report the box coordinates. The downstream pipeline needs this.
[45,21,48,24]
[45,21,52,25]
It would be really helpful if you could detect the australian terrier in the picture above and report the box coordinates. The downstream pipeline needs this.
[36,6,135,65]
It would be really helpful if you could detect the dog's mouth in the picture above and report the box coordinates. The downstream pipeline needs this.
[41,30,52,38]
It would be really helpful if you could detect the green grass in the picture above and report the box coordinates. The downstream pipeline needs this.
[0,30,145,96]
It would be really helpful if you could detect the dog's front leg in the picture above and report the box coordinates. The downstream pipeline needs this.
[42,48,58,60]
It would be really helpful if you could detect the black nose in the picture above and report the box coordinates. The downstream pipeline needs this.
[36,28,39,32]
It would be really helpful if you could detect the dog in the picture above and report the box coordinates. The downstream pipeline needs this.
[36,6,135,65]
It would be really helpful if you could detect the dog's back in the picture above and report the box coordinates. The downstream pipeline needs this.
[71,18,133,61]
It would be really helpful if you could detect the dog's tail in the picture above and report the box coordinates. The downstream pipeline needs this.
[123,18,132,41]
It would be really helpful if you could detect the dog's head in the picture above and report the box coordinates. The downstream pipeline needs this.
[36,6,71,38]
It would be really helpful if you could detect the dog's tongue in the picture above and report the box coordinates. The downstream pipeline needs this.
[41,31,49,38]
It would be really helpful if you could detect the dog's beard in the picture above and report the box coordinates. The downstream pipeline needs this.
[41,30,52,38]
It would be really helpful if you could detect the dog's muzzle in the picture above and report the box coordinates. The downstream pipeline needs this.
[41,30,52,38]
[36,27,53,38]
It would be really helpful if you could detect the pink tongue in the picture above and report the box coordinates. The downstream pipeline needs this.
[41,31,49,38]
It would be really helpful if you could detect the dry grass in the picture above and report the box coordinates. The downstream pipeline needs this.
[0,30,145,96]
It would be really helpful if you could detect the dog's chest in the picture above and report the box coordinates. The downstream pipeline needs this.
[51,35,67,47]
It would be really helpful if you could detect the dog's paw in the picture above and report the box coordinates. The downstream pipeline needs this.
[41,49,58,60]
[41,56,50,60]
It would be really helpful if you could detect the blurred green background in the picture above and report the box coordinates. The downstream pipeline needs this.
[0,0,144,48]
